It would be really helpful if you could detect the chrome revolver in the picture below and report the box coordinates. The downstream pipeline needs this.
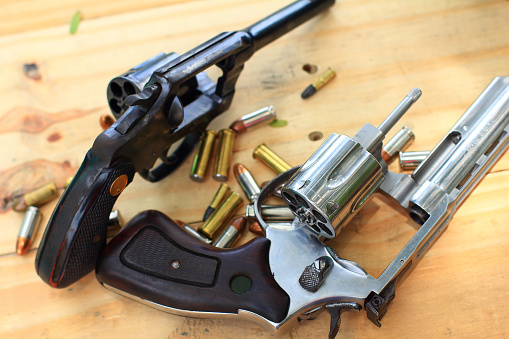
[96,77,509,338]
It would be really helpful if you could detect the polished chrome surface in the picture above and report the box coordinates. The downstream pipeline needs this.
[399,151,430,170]
[245,204,295,221]
[242,106,276,130]
[18,206,41,239]
[383,126,415,159]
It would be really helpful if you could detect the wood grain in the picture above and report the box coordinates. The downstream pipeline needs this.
[1,0,508,338]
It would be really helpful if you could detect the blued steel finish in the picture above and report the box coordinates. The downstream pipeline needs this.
[36,0,334,288]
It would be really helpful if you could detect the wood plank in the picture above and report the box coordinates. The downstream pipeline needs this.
[1,0,508,337]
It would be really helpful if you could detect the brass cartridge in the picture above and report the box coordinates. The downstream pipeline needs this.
[213,129,236,182]
[203,183,231,221]
[190,130,217,182]
[13,182,59,212]
[198,191,243,239]
[253,144,291,174]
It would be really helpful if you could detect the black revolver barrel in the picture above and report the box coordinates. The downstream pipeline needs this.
[244,0,335,52]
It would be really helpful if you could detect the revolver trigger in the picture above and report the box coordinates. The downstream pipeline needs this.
[325,303,361,339]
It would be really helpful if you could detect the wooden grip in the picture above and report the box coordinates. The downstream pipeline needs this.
[96,210,290,323]
[35,153,135,288]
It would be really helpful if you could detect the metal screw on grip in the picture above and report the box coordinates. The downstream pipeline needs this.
[110,174,128,196]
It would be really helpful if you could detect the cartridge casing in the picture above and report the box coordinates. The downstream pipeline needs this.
[213,129,236,182]
[190,130,217,182]
[253,144,291,174]
[212,216,246,248]
[203,183,231,221]
[245,204,295,222]
[399,151,430,170]
[382,126,415,163]
[230,106,277,134]
[234,163,260,202]
[13,182,59,212]
[17,206,42,255]
[199,191,243,239]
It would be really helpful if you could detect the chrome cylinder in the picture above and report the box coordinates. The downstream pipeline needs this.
[281,134,384,238]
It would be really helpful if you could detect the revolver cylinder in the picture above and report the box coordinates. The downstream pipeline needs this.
[282,89,421,238]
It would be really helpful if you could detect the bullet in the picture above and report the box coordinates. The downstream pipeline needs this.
[301,67,336,99]
[16,206,42,255]
[199,191,243,239]
[203,183,231,221]
[100,114,115,130]
[229,106,277,134]
[12,182,59,212]
[248,221,265,236]
[382,126,415,164]
[212,216,247,248]
[253,144,292,174]
[213,129,236,182]
[107,210,124,238]
[399,151,430,170]
[190,130,217,182]
[175,220,212,244]
[234,163,260,202]
[245,204,295,222]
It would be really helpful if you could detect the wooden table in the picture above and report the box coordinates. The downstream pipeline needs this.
[1,0,508,338]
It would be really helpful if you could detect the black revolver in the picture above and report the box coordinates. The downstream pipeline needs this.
[35,0,335,288]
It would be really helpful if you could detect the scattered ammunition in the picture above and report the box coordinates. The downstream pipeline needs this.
[301,67,336,99]
[64,177,74,189]
[229,106,277,134]
[213,129,236,182]
[107,210,124,238]
[12,182,58,212]
[199,191,243,239]
[400,151,430,170]
[382,126,415,164]
[100,114,115,130]
[190,130,217,182]
[253,144,292,174]
[175,220,212,244]
[212,216,247,248]
[234,163,260,202]
[245,204,295,222]
[16,206,42,255]
[203,183,231,221]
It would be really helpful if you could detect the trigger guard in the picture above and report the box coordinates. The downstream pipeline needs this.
[139,130,202,182]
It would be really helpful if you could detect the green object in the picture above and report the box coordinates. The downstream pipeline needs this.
[230,275,252,294]
[269,119,288,128]
[70,11,82,35]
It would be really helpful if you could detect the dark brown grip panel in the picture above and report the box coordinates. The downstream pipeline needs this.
[96,210,290,323]
[35,153,135,288]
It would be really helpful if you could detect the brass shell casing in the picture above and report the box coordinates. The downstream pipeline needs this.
[213,129,236,182]
[14,182,59,211]
[208,183,231,211]
[190,130,217,182]
[311,67,336,90]
[198,191,243,239]
[253,144,291,174]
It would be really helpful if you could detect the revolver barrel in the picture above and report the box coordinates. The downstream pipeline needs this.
[244,0,335,52]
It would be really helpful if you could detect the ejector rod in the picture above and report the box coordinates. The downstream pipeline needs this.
[378,88,422,135]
